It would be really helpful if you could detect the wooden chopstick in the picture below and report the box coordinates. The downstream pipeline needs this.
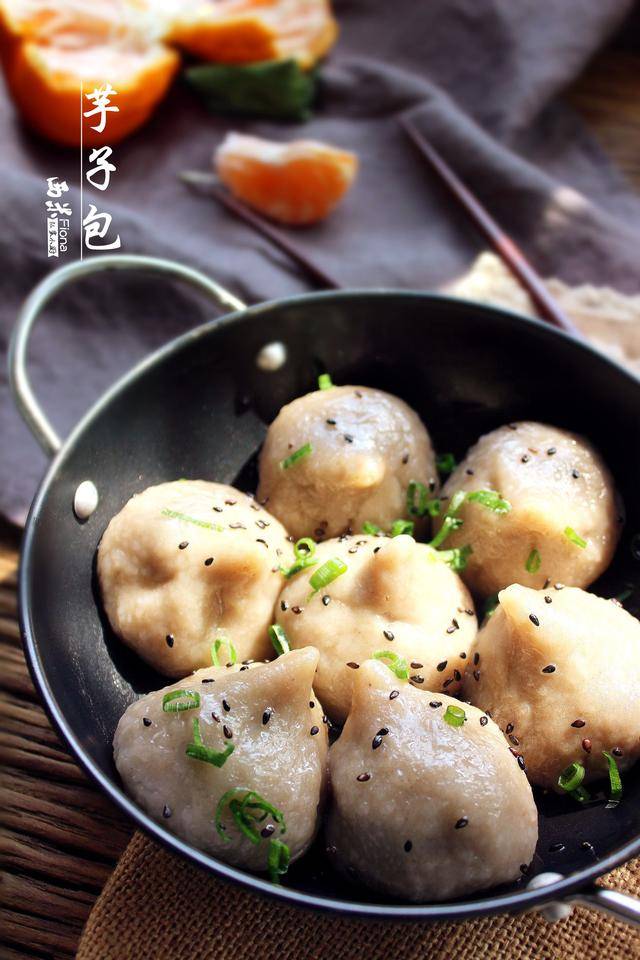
[399,115,580,337]
[180,170,342,291]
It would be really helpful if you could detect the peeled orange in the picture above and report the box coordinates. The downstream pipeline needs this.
[0,0,179,146]
[215,132,358,226]
[168,0,338,70]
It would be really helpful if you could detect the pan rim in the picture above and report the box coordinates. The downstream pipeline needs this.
[18,287,640,919]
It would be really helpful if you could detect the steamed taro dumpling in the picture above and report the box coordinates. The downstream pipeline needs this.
[98,480,294,677]
[326,660,538,901]
[276,533,477,723]
[257,385,437,541]
[435,421,621,597]
[464,584,640,790]
[114,647,328,874]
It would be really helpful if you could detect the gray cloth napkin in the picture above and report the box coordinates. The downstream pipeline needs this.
[1,0,638,525]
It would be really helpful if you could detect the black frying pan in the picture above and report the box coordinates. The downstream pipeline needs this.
[10,254,640,926]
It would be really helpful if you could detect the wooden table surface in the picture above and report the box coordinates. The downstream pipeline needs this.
[1,43,640,960]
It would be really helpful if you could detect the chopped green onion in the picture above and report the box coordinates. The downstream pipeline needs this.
[467,490,512,514]
[570,785,591,803]
[484,593,500,619]
[280,443,313,470]
[308,557,347,596]
[407,480,440,518]
[525,549,541,574]
[267,838,291,883]
[161,509,223,531]
[390,518,414,537]
[162,689,201,712]
[443,704,466,727]
[215,788,286,845]
[280,538,318,578]
[372,650,408,680]
[318,373,333,390]
[436,453,457,475]
[558,761,585,793]
[211,637,237,667]
[438,544,473,572]
[186,717,235,767]
[362,521,383,535]
[268,624,290,656]
[428,514,464,550]
[565,526,587,549]
[603,751,623,803]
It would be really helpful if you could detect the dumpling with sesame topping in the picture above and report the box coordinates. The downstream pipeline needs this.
[98,480,294,677]
[114,647,328,874]
[435,421,621,597]
[257,385,437,541]
[464,583,640,791]
[276,533,477,723]
[326,659,537,901]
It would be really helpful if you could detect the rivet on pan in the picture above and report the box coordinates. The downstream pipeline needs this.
[526,871,572,923]
[256,341,287,371]
[73,480,99,521]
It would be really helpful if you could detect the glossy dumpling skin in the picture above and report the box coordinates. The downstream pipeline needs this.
[257,385,437,541]
[276,534,477,723]
[114,648,328,871]
[98,480,294,677]
[463,584,640,790]
[326,661,538,902]
[436,421,621,597]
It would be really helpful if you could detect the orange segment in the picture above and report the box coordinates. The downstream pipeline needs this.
[169,0,338,69]
[215,132,358,226]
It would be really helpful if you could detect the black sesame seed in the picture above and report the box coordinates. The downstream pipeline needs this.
[547,447,556,456]
[520,864,530,875]
[372,734,383,750]
[612,747,623,757]
[213,506,223,513]
[506,723,514,734]
[166,634,174,648]
[521,454,530,463]
[162,805,172,819]
[178,541,189,550]
[571,719,586,728]
[529,613,540,626]
[572,469,580,479]
[322,595,331,606]
[383,629,395,641]
[343,434,354,443]
[480,716,488,726]
[443,677,454,688]
[261,824,276,838]
[225,499,237,506]
[549,842,565,853]
[544,595,552,604]
[404,840,413,852]
[256,538,268,548]
[292,606,303,615]
[222,699,231,712]
[310,725,320,736]
[142,717,152,727]
[309,700,315,709]
[389,690,400,700]
[373,546,381,554]
[429,479,436,491]
[429,701,442,708]
[437,660,448,672]
[410,675,424,684]
[256,519,269,529]
[582,739,592,753]
[280,600,288,611]
[543,577,551,588]
[542,664,556,674]
[473,670,480,682]
[473,652,480,665]
[211,712,220,723]
[204,557,214,566]
[326,418,336,426]
[460,652,467,659]
[466,468,474,476]
[453,669,461,682]
[402,453,409,465]
[510,735,520,746]
[346,661,359,669]
[223,725,233,739]
[455,817,468,829]
[262,709,272,725]
[348,547,358,554]
[410,661,423,669]
[581,841,595,854]
[357,772,371,782]
[377,727,389,737]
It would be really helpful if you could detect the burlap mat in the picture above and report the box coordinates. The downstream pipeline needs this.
[77,257,640,959]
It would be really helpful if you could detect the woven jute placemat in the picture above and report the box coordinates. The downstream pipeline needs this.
[77,258,640,959]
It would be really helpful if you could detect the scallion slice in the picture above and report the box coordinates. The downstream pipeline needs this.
[467,490,511,514]
[211,637,237,667]
[390,518,414,537]
[407,480,440,518]
[558,761,585,793]
[162,689,201,712]
[280,443,313,470]
[484,593,499,619]
[215,788,286,845]
[280,538,318,578]
[443,704,466,727]
[186,717,234,767]
[603,750,623,803]
[308,557,347,596]
[525,548,541,574]
[161,509,223,531]
[436,453,457,475]
[268,624,290,656]
[428,514,464,550]
[267,838,291,883]
[564,526,587,549]
[372,650,408,680]
[437,544,473,572]
[318,373,333,390]
[362,521,383,535]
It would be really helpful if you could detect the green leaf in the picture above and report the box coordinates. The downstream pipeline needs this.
[185,59,316,122]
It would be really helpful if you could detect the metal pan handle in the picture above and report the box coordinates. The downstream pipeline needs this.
[570,885,640,927]
[8,254,247,458]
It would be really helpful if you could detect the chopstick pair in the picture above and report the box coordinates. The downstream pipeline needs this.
[181,131,577,336]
